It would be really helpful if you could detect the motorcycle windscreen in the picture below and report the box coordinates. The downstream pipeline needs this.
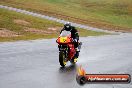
[59,30,71,43]
[60,30,71,37]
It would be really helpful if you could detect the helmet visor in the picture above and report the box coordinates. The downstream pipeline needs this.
[66,25,70,28]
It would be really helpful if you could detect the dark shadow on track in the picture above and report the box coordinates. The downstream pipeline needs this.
[56,64,78,86]
[59,64,78,73]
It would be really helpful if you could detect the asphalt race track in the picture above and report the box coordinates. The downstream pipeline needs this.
[0,33,132,88]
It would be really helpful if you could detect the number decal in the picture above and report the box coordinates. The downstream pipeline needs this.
[60,37,67,43]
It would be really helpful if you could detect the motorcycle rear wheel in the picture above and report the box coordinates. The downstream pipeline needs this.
[70,56,77,64]
[59,51,67,67]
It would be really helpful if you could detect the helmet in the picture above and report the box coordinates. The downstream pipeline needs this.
[64,22,71,31]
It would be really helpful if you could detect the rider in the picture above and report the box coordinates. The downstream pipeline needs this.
[60,22,80,57]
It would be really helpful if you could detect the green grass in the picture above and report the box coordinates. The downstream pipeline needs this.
[0,8,106,42]
[0,0,132,31]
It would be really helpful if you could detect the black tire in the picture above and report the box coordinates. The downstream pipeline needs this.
[70,59,75,64]
[70,57,76,64]
[59,51,66,67]
[70,51,79,64]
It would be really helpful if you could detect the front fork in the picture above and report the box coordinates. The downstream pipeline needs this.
[58,45,69,61]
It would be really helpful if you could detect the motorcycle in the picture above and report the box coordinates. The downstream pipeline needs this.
[56,30,82,67]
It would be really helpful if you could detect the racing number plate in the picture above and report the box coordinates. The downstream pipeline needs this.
[60,37,67,43]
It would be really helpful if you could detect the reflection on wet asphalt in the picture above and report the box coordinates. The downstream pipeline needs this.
[0,33,132,88]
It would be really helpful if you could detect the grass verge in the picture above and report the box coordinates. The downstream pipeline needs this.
[0,8,107,42]
[0,0,132,32]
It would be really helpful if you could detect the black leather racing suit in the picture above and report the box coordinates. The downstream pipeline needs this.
[60,26,79,48]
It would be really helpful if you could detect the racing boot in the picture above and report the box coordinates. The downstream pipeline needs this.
[74,42,82,62]
[74,57,78,63]
[73,48,79,63]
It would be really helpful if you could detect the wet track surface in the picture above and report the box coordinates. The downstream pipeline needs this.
[0,33,132,88]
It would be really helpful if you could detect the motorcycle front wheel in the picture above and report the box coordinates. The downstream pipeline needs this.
[59,51,67,67]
